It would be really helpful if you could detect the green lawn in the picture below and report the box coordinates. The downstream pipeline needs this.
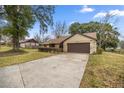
[0,46,54,67]
[80,52,124,88]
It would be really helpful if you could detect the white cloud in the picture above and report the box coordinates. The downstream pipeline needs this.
[109,9,124,16]
[94,9,124,18]
[94,12,107,18]
[79,5,94,13]
[3,20,8,23]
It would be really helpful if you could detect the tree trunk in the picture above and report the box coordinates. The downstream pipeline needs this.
[12,31,20,52]
[12,38,20,51]
[0,34,1,49]
[16,30,20,50]
[103,45,106,51]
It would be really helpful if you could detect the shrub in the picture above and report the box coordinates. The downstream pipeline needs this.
[114,49,124,54]
[105,48,115,52]
[96,47,103,54]
[38,47,62,53]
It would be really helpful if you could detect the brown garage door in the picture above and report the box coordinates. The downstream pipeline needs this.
[68,43,90,53]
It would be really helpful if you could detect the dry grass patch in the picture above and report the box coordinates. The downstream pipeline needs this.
[80,52,124,88]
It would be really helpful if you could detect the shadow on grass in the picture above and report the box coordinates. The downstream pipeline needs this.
[0,49,28,57]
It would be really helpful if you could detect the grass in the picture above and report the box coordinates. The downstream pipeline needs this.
[114,49,124,54]
[80,52,124,88]
[0,46,54,67]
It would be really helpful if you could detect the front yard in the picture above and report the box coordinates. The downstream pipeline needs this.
[0,46,54,67]
[80,52,124,88]
[1,46,124,87]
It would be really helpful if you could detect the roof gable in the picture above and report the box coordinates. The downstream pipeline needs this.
[43,32,97,45]
[63,34,94,44]
[83,32,97,39]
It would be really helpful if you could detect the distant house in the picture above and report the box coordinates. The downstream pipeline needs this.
[19,39,39,48]
[0,40,5,45]
[42,32,97,54]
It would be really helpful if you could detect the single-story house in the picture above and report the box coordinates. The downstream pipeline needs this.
[0,40,5,45]
[19,39,39,48]
[42,32,97,54]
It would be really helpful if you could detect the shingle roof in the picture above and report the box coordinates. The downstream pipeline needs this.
[43,32,97,44]
[83,32,97,39]
[43,36,70,44]
[20,39,38,43]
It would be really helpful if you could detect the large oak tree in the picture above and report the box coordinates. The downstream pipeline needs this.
[0,5,54,51]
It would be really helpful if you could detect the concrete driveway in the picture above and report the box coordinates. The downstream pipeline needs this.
[0,53,89,88]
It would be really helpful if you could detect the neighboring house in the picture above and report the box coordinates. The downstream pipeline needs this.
[42,32,97,54]
[20,39,39,48]
[0,40,5,45]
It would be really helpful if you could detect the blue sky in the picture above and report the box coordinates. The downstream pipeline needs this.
[29,5,124,40]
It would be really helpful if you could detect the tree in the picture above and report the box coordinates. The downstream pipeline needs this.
[120,40,124,49]
[69,21,102,34]
[43,35,50,42]
[32,6,54,34]
[69,22,80,34]
[53,22,68,38]
[0,28,2,48]
[0,17,8,48]
[96,12,119,49]
[0,5,54,51]
[34,33,50,44]
[34,33,42,44]
[69,14,120,50]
